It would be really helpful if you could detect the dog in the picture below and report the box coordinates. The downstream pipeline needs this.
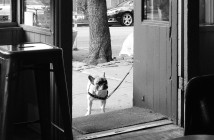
[85,73,108,116]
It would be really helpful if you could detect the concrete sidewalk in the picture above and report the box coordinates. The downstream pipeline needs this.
[72,59,133,118]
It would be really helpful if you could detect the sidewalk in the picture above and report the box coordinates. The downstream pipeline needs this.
[72,59,133,118]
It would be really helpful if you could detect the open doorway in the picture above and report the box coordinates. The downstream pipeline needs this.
[72,0,186,139]
[72,0,133,118]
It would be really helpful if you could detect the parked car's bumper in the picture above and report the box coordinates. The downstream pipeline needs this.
[108,17,118,23]
[107,14,121,25]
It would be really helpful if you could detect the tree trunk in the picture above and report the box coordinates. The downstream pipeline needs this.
[87,0,112,65]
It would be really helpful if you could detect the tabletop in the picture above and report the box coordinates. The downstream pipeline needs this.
[171,135,214,140]
[0,43,60,58]
[0,43,57,53]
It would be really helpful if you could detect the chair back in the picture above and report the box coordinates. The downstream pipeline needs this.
[185,75,214,135]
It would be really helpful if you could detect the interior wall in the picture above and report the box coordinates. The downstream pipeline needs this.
[0,27,23,45]
[22,27,53,44]
[199,26,214,75]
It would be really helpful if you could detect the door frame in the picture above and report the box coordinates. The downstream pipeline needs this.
[177,0,200,127]
[178,0,184,127]
[183,0,199,82]
[182,0,199,127]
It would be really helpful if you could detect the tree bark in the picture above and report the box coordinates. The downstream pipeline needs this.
[87,0,112,65]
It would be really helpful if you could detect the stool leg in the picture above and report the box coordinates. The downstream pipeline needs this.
[53,55,72,140]
[0,59,18,140]
[34,64,51,140]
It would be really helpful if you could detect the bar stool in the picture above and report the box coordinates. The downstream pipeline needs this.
[0,43,72,140]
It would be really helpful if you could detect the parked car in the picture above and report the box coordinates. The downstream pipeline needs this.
[0,5,10,22]
[73,12,85,21]
[107,0,134,26]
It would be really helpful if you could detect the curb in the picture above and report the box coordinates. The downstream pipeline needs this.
[81,70,126,82]
[73,23,89,27]
[80,67,133,83]
[72,60,133,83]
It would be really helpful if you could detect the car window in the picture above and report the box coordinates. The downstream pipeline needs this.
[117,0,133,7]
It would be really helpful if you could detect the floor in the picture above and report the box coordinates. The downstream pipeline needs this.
[11,120,184,140]
[73,123,184,140]
[13,124,41,140]
[10,105,184,140]
[12,123,183,140]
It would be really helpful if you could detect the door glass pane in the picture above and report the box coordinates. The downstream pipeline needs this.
[24,0,50,29]
[0,0,11,22]
[144,0,169,21]
[199,0,214,24]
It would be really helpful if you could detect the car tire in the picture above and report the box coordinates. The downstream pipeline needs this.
[121,12,133,26]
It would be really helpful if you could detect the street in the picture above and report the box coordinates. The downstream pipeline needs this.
[73,26,133,61]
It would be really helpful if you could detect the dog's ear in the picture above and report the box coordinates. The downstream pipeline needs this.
[88,75,95,85]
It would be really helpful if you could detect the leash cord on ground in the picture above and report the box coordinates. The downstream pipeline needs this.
[107,65,133,99]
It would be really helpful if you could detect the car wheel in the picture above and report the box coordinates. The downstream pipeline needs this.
[121,13,133,26]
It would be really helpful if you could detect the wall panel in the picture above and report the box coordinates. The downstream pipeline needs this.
[23,30,52,44]
[0,27,23,45]
[199,26,214,75]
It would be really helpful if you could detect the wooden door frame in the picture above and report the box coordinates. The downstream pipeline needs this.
[168,0,200,127]
[177,0,199,127]
[171,0,179,124]
[183,0,199,127]
[184,0,199,81]
[54,0,73,109]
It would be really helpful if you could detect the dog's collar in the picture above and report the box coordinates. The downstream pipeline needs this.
[88,83,108,100]
[88,91,108,100]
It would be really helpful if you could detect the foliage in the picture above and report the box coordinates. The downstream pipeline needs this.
[77,0,88,19]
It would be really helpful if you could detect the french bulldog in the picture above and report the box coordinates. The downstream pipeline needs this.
[85,73,108,116]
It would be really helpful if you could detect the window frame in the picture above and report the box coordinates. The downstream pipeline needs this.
[18,0,53,35]
[0,0,18,27]
[199,0,214,25]
[142,0,170,23]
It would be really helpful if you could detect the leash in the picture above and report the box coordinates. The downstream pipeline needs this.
[107,65,133,99]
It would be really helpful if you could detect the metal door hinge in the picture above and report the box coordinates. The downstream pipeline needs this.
[178,76,184,91]
[169,26,172,39]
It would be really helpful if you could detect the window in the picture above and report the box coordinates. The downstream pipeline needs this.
[117,0,133,7]
[24,0,50,29]
[144,0,169,21]
[199,0,214,24]
[0,0,11,22]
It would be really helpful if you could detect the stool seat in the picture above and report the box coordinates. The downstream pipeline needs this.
[0,43,56,53]
[0,43,60,59]
[0,43,72,140]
